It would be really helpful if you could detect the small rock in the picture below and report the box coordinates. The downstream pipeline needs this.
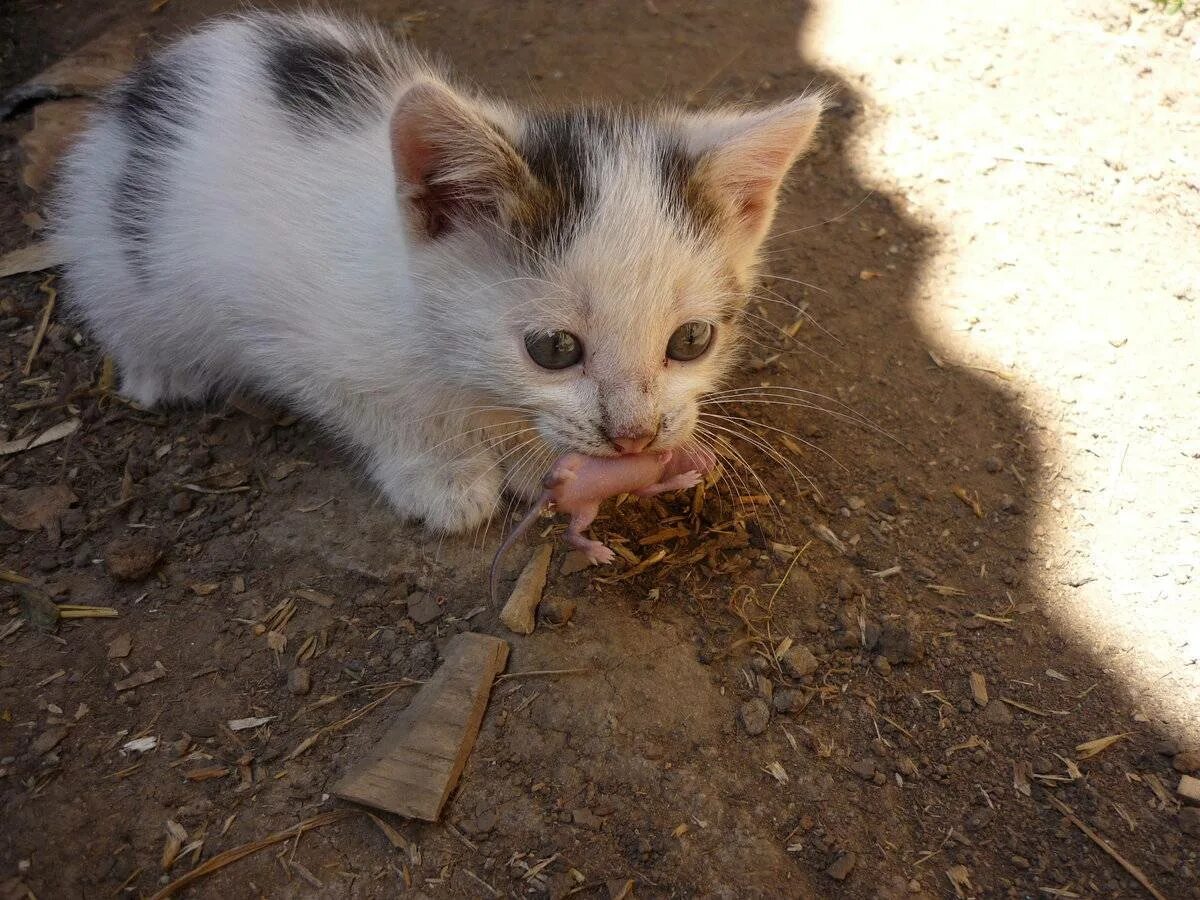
[31,726,68,756]
[1000,494,1023,515]
[407,641,437,677]
[1179,807,1200,838]
[826,852,857,881]
[780,644,819,678]
[738,698,771,736]
[104,534,163,581]
[559,551,592,576]
[539,597,576,626]
[1156,739,1181,757]
[373,627,399,653]
[957,699,974,714]
[168,492,193,515]
[872,655,892,676]
[406,591,442,625]
[981,699,1013,726]
[287,668,311,696]
[572,808,603,830]
[878,620,922,665]
[772,689,805,714]
[897,757,918,778]
[850,758,877,780]
[984,455,1003,473]
[836,578,854,600]
[1172,750,1200,774]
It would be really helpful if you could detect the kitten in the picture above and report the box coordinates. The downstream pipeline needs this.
[53,11,824,533]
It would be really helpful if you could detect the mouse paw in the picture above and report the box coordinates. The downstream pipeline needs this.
[674,470,703,490]
[585,543,616,566]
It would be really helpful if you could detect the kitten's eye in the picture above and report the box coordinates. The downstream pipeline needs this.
[666,321,714,361]
[525,330,584,370]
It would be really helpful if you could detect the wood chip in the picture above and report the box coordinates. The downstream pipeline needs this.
[19,99,91,192]
[969,672,988,707]
[333,632,509,821]
[500,544,552,635]
[1179,774,1200,803]
[114,662,166,692]
[1075,733,1131,759]
[107,633,133,659]
[184,766,229,782]
[227,716,276,732]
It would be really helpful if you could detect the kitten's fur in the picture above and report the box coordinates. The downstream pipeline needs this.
[54,12,824,533]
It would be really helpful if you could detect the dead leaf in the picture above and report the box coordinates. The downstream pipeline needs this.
[0,418,80,455]
[0,26,139,119]
[0,242,65,279]
[0,483,75,532]
[189,582,220,597]
[107,632,133,659]
[19,99,91,192]
[1075,733,1131,759]
[114,662,167,692]
[162,819,187,871]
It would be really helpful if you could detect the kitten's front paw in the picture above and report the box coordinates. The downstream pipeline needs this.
[372,455,501,534]
[672,470,703,491]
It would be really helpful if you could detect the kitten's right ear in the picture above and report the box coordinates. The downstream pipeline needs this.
[390,82,533,239]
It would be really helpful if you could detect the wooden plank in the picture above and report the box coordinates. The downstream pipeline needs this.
[332,632,508,820]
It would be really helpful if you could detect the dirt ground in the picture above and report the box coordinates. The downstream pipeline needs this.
[2,1,1198,898]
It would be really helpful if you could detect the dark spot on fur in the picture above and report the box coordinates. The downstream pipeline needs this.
[261,23,388,132]
[657,136,722,235]
[513,109,721,259]
[110,54,199,280]
[514,109,613,256]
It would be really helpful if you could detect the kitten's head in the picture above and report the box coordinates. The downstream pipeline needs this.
[391,81,824,457]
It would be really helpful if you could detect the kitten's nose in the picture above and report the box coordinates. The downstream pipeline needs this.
[611,431,656,454]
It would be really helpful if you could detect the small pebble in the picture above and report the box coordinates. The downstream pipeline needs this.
[780,645,819,678]
[738,698,771,736]
[981,699,1013,726]
[287,668,311,695]
[168,492,193,515]
[1172,750,1200,774]
[873,655,892,676]
[984,455,1003,473]
[826,852,857,881]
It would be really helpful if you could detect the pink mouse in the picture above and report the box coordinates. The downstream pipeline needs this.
[489,446,716,604]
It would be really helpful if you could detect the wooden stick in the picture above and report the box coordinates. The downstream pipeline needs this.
[1044,794,1166,900]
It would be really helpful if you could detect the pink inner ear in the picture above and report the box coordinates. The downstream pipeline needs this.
[390,110,435,191]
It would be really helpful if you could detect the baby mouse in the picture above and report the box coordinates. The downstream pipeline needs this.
[54,11,825,534]
[488,445,717,604]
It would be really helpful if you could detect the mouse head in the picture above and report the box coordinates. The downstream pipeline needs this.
[391,81,825,457]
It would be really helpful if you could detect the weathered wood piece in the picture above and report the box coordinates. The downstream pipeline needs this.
[499,543,553,635]
[332,632,509,820]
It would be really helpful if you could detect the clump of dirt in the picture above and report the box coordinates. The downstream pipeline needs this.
[2,1,1198,898]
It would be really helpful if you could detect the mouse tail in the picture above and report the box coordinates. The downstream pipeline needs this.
[489,496,550,606]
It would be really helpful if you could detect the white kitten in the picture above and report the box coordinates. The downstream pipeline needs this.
[53,11,824,533]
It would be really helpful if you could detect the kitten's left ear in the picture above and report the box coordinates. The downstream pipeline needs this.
[684,92,826,249]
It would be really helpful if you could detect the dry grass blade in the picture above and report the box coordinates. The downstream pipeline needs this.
[58,604,118,619]
[146,809,356,900]
[23,276,57,375]
[286,683,406,760]
[1075,733,1131,759]
[1043,794,1166,900]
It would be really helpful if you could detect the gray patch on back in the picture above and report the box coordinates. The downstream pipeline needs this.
[256,18,391,134]
[110,53,201,281]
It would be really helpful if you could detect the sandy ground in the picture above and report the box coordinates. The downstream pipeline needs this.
[807,0,1200,740]
[1,1,1199,898]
